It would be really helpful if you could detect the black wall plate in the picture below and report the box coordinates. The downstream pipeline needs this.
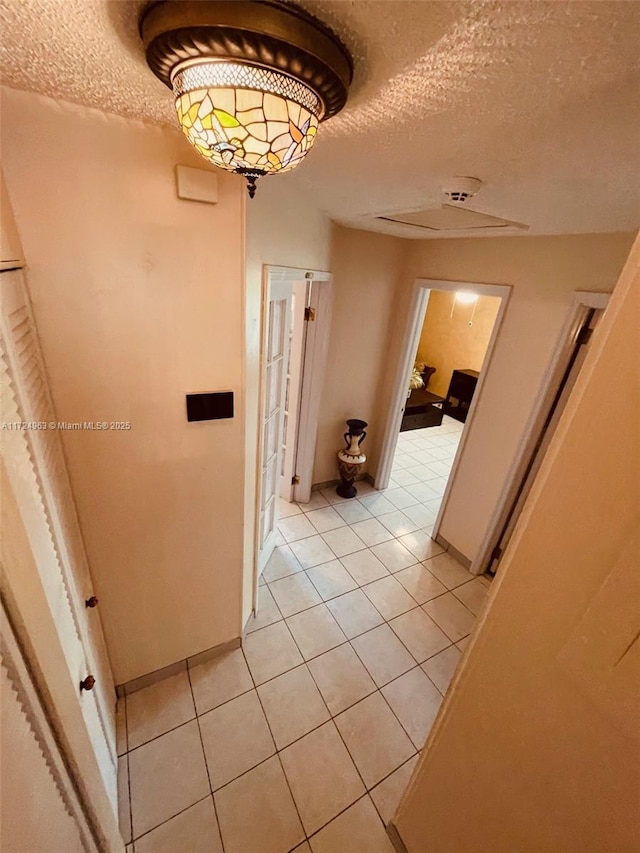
[186,391,234,422]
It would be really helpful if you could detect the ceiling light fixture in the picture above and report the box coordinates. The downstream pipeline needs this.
[139,0,353,198]
[455,292,478,305]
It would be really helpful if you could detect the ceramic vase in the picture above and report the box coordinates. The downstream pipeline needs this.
[337,419,368,499]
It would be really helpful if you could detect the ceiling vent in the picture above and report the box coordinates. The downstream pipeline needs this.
[442,176,482,204]
[375,205,528,233]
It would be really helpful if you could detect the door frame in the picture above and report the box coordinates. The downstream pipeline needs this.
[376,278,511,543]
[253,265,332,599]
[472,290,610,574]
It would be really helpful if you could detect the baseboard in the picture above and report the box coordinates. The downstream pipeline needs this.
[312,472,374,493]
[387,821,409,853]
[116,636,242,697]
[434,534,472,570]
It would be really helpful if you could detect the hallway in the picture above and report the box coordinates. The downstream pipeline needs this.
[116,418,488,852]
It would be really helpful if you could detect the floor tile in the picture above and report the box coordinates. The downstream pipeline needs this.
[278,513,316,543]
[453,576,490,615]
[199,690,275,790]
[370,756,418,825]
[423,593,476,641]
[319,487,349,505]
[422,552,473,589]
[189,647,253,715]
[421,645,462,694]
[456,636,471,652]
[129,721,209,839]
[427,460,452,477]
[243,622,304,685]
[357,493,397,517]
[117,755,131,843]
[334,693,415,788]
[263,544,304,583]
[350,625,415,687]
[398,530,444,562]
[370,539,417,573]
[377,510,420,537]
[289,535,336,569]
[269,572,322,617]
[309,795,395,853]
[306,559,357,600]
[116,697,127,756]
[299,491,330,510]
[293,844,312,853]
[394,564,447,604]
[383,487,421,510]
[362,576,417,620]
[333,500,373,524]
[348,517,395,546]
[429,477,449,497]
[402,502,437,529]
[126,671,195,750]
[279,498,302,518]
[405,482,441,503]
[215,756,305,853]
[404,464,441,483]
[280,722,365,836]
[134,797,223,853]
[258,665,330,749]
[246,584,283,633]
[321,526,366,558]
[340,548,389,585]
[286,604,347,660]
[307,644,376,715]
[353,481,377,496]
[306,506,347,533]
[388,468,420,487]
[382,668,443,748]
[388,607,451,662]
[326,589,385,639]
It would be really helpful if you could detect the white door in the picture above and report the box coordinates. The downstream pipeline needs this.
[280,280,308,501]
[257,278,293,575]
[0,270,119,831]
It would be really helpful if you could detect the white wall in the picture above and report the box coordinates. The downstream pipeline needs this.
[394,235,640,853]
[1,88,246,683]
[244,178,332,622]
[397,232,635,561]
[313,225,405,484]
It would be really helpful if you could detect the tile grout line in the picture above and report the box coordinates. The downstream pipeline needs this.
[185,662,227,853]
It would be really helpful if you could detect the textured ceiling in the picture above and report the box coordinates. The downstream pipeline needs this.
[1,0,639,238]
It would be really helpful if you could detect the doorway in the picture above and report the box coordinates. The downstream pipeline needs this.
[377,279,510,544]
[254,266,332,584]
[475,290,609,575]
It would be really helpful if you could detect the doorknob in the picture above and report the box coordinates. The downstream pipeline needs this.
[80,675,96,692]
[85,596,99,608]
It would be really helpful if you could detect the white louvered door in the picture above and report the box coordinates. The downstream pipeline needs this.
[257,279,293,576]
[0,270,117,814]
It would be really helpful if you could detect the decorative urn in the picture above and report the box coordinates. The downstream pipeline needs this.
[337,419,368,499]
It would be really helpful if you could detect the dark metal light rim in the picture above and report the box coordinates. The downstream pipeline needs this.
[139,0,353,121]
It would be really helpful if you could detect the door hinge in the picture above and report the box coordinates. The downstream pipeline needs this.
[304,307,315,322]
[292,475,300,485]
[576,326,593,346]
[490,545,503,563]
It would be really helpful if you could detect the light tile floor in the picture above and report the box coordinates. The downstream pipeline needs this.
[117,416,491,852]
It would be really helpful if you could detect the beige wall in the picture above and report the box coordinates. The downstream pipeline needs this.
[395,232,635,561]
[395,235,640,853]
[313,225,405,484]
[244,178,332,621]
[1,88,246,683]
[416,290,501,398]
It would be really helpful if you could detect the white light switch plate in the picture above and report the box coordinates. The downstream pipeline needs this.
[176,165,219,204]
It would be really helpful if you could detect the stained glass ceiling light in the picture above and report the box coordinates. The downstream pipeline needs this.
[140,0,353,198]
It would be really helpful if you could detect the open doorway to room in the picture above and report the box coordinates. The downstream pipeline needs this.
[377,279,509,545]
[254,266,332,586]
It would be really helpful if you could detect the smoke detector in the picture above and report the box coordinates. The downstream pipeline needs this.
[443,176,483,204]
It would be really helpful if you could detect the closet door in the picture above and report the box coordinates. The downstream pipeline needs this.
[0,269,120,846]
